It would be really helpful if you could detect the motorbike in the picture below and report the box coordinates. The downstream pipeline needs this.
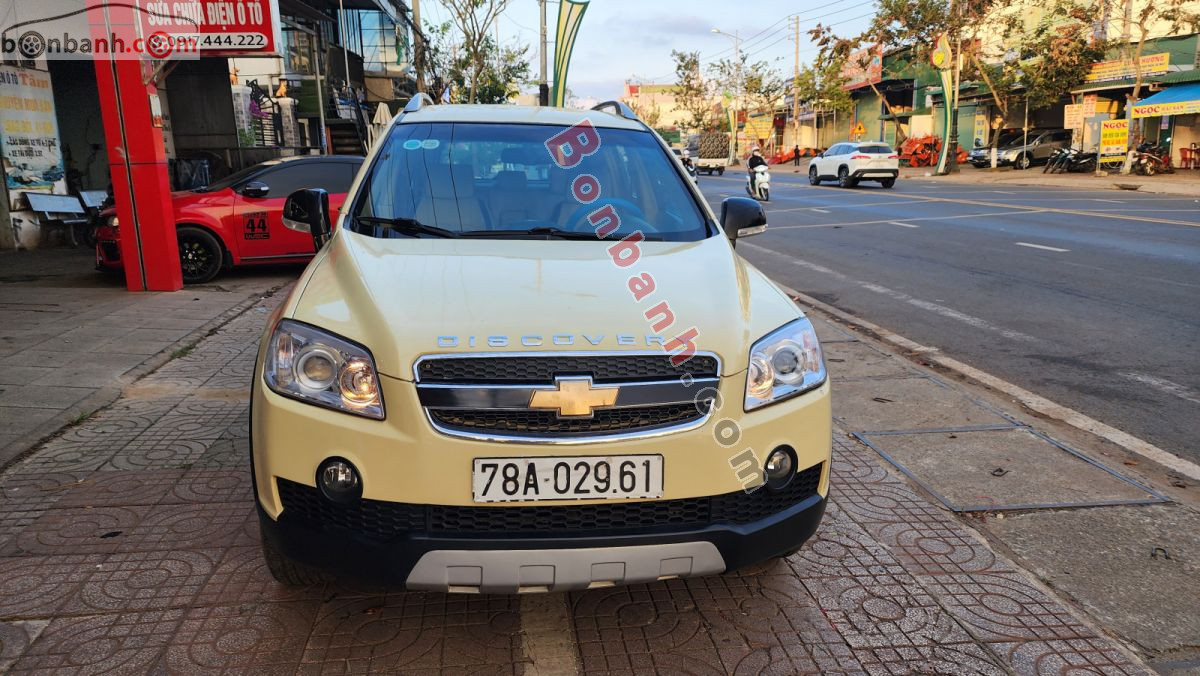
[1044,146,1097,174]
[1130,139,1173,176]
[746,165,770,201]
[682,158,699,186]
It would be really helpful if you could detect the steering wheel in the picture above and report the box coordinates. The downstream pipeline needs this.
[561,198,646,232]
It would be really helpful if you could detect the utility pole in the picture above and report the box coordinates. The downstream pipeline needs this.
[792,16,800,147]
[539,0,549,105]
[412,0,425,94]
[943,0,963,174]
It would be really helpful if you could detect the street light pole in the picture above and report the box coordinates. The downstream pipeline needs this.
[711,27,742,164]
[539,0,549,105]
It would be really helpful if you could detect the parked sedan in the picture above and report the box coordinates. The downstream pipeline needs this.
[993,129,1073,170]
[96,155,363,284]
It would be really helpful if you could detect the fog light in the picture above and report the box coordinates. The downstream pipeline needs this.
[318,458,362,503]
[764,446,796,490]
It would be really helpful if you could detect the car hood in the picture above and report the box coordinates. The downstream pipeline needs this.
[287,229,803,379]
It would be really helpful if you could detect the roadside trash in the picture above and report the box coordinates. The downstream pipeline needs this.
[991,468,1008,477]
[1151,546,1171,560]
[872,397,893,403]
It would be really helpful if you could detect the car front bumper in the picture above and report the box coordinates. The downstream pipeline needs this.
[257,484,826,591]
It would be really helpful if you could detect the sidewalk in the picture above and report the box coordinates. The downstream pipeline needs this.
[775,160,1200,197]
[0,248,293,470]
[0,276,1195,672]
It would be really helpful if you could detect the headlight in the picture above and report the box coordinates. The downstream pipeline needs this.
[744,317,826,411]
[264,319,384,419]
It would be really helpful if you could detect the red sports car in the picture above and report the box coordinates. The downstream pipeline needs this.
[96,155,363,284]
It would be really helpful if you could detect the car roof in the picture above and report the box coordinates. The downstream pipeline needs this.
[258,155,363,168]
[398,104,646,131]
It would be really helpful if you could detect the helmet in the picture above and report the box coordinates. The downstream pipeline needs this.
[751,148,762,156]
[681,149,690,158]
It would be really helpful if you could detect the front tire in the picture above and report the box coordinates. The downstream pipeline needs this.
[177,226,223,284]
[1016,153,1032,170]
[761,187,769,202]
[717,167,725,176]
[880,178,896,188]
[808,166,820,185]
[837,167,856,188]
[261,532,335,586]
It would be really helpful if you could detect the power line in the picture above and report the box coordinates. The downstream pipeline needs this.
[699,0,877,61]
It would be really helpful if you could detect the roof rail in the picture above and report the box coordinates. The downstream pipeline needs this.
[591,100,639,121]
[403,92,435,113]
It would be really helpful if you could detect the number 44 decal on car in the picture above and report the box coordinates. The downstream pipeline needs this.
[244,212,269,240]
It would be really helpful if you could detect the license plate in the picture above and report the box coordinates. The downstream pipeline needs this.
[472,455,663,503]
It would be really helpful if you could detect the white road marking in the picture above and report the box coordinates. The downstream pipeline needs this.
[1095,199,1126,204]
[743,243,1042,343]
[1015,242,1070,252]
[1120,372,1200,406]
[889,221,920,228]
[770,210,1039,230]
[811,208,831,213]
[776,282,1200,482]
[993,190,1018,194]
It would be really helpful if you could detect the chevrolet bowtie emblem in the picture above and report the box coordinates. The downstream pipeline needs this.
[529,377,619,418]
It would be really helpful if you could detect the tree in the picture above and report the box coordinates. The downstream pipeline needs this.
[447,38,532,104]
[709,53,787,117]
[1118,0,1199,172]
[671,50,714,131]
[794,55,855,146]
[627,97,663,127]
[442,0,513,103]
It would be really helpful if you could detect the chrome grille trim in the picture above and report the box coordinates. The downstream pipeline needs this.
[414,351,723,444]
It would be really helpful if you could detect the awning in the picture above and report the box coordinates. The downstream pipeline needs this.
[1131,83,1200,118]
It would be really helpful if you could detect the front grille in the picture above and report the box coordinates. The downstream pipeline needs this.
[276,462,822,541]
[101,242,120,261]
[416,354,720,384]
[429,403,705,437]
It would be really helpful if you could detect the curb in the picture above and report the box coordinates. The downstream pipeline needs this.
[902,172,1200,198]
[780,283,1200,483]
[0,282,288,473]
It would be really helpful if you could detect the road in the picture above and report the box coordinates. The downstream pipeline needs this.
[703,170,1200,465]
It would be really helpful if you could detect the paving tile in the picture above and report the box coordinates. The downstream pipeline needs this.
[990,638,1149,675]
[2,505,151,557]
[61,550,219,615]
[161,469,252,504]
[916,571,1095,642]
[195,546,328,606]
[0,620,50,673]
[851,641,1005,675]
[0,471,90,511]
[301,593,522,673]
[119,502,256,552]
[192,437,251,469]
[52,470,182,508]
[161,601,320,674]
[8,609,183,674]
[0,554,105,619]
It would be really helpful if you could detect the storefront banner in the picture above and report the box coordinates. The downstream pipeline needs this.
[0,65,63,190]
[842,44,883,91]
[972,113,988,146]
[1099,119,1129,157]
[137,0,282,57]
[1085,53,1169,83]
[1063,104,1085,129]
[1131,99,1200,118]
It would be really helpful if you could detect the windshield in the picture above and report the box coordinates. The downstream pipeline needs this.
[351,123,712,241]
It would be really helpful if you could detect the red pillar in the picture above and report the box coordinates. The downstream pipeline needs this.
[88,2,182,291]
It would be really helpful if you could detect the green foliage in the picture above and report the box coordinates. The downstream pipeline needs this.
[671,50,715,131]
[709,53,787,116]
[446,37,532,104]
[794,56,855,116]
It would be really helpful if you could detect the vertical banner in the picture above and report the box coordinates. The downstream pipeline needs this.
[1099,119,1129,163]
[930,33,954,174]
[551,0,589,107]
[0,65,63,190]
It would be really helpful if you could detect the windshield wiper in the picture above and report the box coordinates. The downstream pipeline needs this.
[355,216,459,238]
[458,227,599,240]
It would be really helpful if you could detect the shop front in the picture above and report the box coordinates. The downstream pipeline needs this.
[1131,79,1200,169]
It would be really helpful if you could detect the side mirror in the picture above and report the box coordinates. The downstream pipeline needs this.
[239,181,270,199]
[720,197,767,245]
[282,188,332,250]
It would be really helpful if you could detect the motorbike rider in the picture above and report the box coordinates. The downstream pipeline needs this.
[681,148,695,171]
[747,148,768,193]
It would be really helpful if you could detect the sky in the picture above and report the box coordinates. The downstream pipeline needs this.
[421,0,878,102]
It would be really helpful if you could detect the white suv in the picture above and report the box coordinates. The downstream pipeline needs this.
[808,142,899,189]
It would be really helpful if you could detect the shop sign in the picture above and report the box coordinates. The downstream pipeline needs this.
[972,113,988,146]
[1085,53,1169,83]
[1099,119,1129,157]
[138,0,283,56]
[1082,94,1097,116]
[1063,104,1085,129]
[744,114,774,140]
[0,65,63,190]
[1132,98,1200,118]
[842,44,883,91]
